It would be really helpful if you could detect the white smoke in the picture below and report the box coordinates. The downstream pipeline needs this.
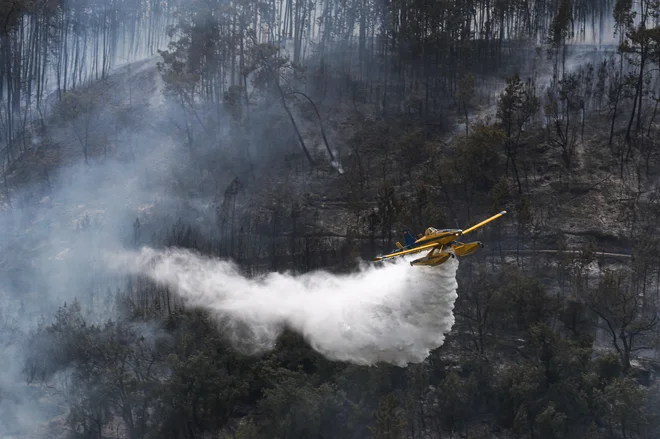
[112,247,460,367]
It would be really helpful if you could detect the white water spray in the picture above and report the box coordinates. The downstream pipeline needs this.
[114,247,460,366]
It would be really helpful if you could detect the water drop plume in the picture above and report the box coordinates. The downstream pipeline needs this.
[117,247,459,366]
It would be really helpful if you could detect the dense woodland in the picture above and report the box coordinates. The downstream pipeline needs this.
[3,0,660,438]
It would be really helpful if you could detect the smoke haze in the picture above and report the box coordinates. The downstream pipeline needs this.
[112,247,460,366]
[0,0,636,435]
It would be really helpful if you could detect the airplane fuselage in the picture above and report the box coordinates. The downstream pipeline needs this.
[388,228,462,255]
[414,228,462,246]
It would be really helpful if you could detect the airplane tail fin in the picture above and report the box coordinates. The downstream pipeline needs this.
[402,228,416,247]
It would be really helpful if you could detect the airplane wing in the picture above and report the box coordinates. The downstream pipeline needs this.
[372,242,441,261]
[461,211,507,236]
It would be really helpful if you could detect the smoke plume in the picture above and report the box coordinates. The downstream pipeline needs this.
[113,247,459,366]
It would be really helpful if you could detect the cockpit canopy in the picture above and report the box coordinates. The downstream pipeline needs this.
[425,227,460,237]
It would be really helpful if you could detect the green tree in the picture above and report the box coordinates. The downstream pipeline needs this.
[545,72,580,175]
[370,393,407,439]
[548,0,574,81]
[497,74,540,193]
[586,269,660,372]
[457,73,476,136]
[594,377,648,438]
[432,371,477,438]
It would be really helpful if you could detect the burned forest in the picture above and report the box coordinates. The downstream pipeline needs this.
[2,0,660,438]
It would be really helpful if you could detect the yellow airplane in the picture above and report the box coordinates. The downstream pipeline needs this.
[372,211,507,266]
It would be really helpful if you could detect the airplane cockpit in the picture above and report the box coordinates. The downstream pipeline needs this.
[425,227,438,236]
